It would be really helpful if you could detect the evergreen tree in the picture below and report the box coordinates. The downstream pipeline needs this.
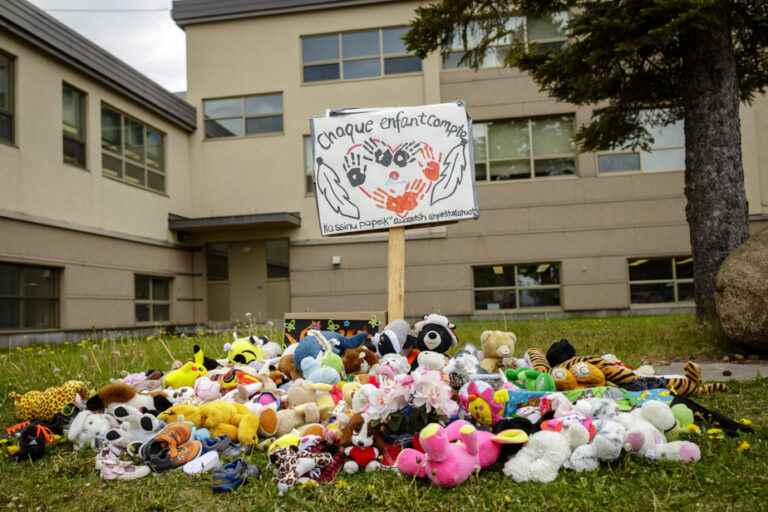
[406,0,768,320]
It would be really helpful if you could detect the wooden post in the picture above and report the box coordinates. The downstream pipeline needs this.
[387,226,406,320]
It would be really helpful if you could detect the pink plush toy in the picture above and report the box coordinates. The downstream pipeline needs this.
[396,420,508,487]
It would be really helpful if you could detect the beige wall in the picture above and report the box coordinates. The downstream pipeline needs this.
[0,32,194,244]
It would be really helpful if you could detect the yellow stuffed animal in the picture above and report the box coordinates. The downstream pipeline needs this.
[9,380,90,421]
[480,330,518,372]
[159,400,276,446]
[163,345,208,389]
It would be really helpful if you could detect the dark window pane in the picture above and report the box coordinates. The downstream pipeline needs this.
[147,171,165,193]
[517,263,560,286]
[135,276,150,300]
[303,63,340,82]
[246,116,283,134]
[302,34,339,63]
[0,265,20,296]
[475,289,516,310]
[473,265,516,288]
[246,94,282,116]
[443,51,467,69]
[146,128,163,170]
[103,153,122,178]
[23,299,57,329]
[534,158,575,177]
[383,27,408,54]
[125,162,146,186]
[206,244,229,281]
[342,30,379,58]
[519,288,560,308]
[677,282,694,302]
[266,240,290,279]
[0,54,9,112]
[64,138,86,167]
[490,160,530,181]
[675,257,693,279]
[630,283,675,304]
[475,163,487,182]
[153,304,170,322]
[22,268,56,298]
[0,112,12,144]
[598,153,640,173]
[204,98,242,119]
[531,40,566,52]
[384,56,422,75]
[125,118,144,162]
[629,258,673,281]
[205,118,244,138]
[135,303,150,322]
[343,58,381,79]
[152,279,169,301]
[0,298,19,328]
[62,85,86,142]
[101,107,122,153]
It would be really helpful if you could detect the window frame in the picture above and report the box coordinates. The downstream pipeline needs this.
[473,262,562,312]
[265,239,290,280]
[134,275,172,324]
[473,114,577,182]
[442,15,568,71]
[628,256,693,306]
[303,134,315,195]
[62,81,88,169]
[0,263,60,331]
[203,92,284,140]
[0,50,15,146]
[301,26,422,84]
[101,102,167,194]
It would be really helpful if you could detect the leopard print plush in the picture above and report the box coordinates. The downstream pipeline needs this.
[271,447,333,492]
[9,380,90,421]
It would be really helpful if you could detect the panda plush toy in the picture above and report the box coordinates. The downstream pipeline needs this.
[369,319,415,356]
[413,314,458,354]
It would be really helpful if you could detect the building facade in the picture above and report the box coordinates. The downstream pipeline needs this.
[1,0,768,343]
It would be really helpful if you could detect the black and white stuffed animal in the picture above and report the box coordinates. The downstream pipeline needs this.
[413,314,458,353]
[369,319,415,356]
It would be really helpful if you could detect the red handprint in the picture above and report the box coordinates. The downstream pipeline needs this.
[419,144,442,182]
[373,179,427,217]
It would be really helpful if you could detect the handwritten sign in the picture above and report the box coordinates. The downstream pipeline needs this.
[310,102,479,236]
[283,312,384,345]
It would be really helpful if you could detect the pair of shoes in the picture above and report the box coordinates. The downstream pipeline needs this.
[211,460,260,493]
[201,435,231,454]
[183,450,221,475]
[140,423,201,472]
[96,445,151,480]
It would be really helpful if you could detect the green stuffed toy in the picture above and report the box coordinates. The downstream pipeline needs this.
[667,403,698,440]
[505,368,556,392]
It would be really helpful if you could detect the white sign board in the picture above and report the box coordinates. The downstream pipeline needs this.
[310,102,479,236]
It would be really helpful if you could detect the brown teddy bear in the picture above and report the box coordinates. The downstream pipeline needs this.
[342,346,379,376]
[479,330,518,373]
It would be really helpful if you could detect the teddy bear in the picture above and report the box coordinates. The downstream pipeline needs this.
[68,410,118,450]
[479,330,517,372]
[275,380,335,436]
[412,314,458,354]
[415,350,448,371]
[342,346,379,376]
[10,380,90,421]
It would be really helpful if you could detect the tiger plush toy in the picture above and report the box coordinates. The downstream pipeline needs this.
[9,380,90,421]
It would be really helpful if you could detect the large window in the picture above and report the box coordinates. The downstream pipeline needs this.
[135,275,171,323]
[303,135,314,194]
[302,26,422,83]
[204,93,283,139]
[629,257,693,305]
[101,104,166,193]
[444,14,568,69]
[0,51,14,145]
[266,240,290,279]
[206,244,229,282]
[473,115,576,181]
[0,264,59,330]
[63,83,87,168]
[597,114,685,173]
[473,263,561,311]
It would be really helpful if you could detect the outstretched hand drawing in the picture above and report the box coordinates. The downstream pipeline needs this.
[342,152,367,187]
[316,157,360,220]
[419,144,442,182]
[362,138,394,167]
[373,179,428,217]
[430,139,468,206]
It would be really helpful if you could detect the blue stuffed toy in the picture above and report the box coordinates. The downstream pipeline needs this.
[294,331,369,372]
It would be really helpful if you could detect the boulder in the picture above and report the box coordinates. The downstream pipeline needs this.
[715,228,768,349]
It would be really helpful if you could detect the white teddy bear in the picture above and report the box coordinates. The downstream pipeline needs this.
[503,430,572,483]
[67,410,117,449]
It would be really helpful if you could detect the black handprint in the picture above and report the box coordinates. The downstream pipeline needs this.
[343,152,367,187]
[362,138,393,167]
[393,141,421,168]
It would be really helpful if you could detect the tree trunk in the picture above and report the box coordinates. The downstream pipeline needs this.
[682,17,750,321]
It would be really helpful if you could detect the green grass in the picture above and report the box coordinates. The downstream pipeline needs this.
[1,314,763,512]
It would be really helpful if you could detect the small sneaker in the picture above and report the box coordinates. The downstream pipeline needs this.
[201,435,231,454]
[141,423,199,472]
[211,460,260,493]
[183,450,221,475]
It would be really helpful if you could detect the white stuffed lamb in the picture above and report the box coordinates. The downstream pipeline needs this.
[67,410,117,449]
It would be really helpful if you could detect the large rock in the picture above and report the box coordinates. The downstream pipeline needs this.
[716,228,768,348]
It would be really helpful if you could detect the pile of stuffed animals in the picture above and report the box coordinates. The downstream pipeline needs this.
[1,314,754,493]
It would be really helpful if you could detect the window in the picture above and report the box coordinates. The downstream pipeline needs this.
[473,263,561,311]
[303,135,315,194]
[206,244,229,282]
[444,14,568,69]
[63,83,87,168]
[101,104,166,193]
[0,51,14,145]
[204,93,283,139]
[628,257,693,305]
[598,115,685,173]
[302,26,421,83]
[135,275,171,323]
[266,240,289,279]
[0,263,59,330]
[473,115,576,181]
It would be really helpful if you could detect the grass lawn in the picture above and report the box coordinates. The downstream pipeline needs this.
[0,314,764,511]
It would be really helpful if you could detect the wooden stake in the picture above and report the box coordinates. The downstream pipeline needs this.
[159,338,176,362]
[387,226,406,321]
